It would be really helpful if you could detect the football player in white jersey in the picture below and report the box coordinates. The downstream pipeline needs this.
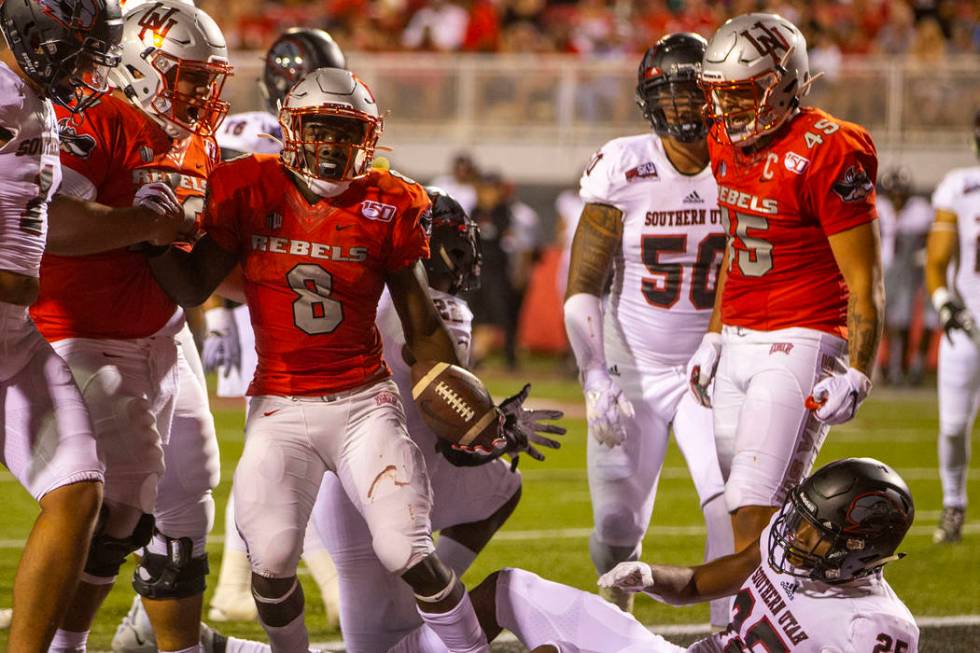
[563,32,733,621]
[924,111,980,544]
[392,458,919,653]
[0,0,155,648]
[202,27,349,627]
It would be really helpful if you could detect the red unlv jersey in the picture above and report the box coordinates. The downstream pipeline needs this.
[31,93,217,341]
[203,155,431,396]
[708,107,878,338]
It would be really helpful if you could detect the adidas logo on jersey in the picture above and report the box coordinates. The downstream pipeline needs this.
[781,580,799,601]
[683,190,704,204]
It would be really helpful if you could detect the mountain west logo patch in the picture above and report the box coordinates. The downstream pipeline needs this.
[266,212,282,231]
[360,200,397,222]
[57,117,96,158]
[625,162,658,182]
[832,164,873,202]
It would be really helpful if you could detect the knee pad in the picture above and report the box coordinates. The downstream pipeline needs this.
[133,533,209,599]
[592,505,643,549]
[84,509,155,579]
[588,534,640,575]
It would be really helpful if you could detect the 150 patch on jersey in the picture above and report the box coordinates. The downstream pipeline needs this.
[360,200,397,222]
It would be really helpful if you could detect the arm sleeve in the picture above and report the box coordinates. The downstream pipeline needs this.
[805,124,879,236]
[931,171,959,212]
[201,163,242,254]
[385,188,431,272]
[848,614,920,653]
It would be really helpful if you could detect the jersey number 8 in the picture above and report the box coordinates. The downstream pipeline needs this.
[287,264,344,335]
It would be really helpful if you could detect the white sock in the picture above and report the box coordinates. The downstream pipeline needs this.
[213,549,253,597]
[259,612,309,653]
[389,624,448,653]
[160,646,201,653]
[224,637,273,653]
[49,629,88,653]
[939,429,970,508]
[434,536,478,577]
[302,549,340,627]
[417,591,489,653]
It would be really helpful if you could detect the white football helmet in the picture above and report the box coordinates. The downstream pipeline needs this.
[119,0,193,14]
[111,0,231,138]
[701,12,812,146]
[279,68,383,182]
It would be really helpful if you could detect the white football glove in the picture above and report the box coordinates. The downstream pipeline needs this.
[806,367,872,425]
[597,561,654,594]
[134,181,181,217]
[201,307,241,373]
[686,332,722,407]
[583,369,634,447]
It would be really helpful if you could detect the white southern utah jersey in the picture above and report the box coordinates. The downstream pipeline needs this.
[704,520,919,653]
[579,133,724,366]
[215,111,282,155]
[0,63,62,278]
[932,166,980,318]
[376,287,473,439]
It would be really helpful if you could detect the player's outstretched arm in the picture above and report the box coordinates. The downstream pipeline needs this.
[146,235,239,307]
[46,188,186,256]
[387,260,463,366]
[599,536,760,605]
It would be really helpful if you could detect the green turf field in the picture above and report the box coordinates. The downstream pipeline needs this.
[0,364,977,650]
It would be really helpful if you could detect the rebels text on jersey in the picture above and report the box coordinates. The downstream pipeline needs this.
[932,166,980,318]
[0,63,62,279]
[202,155,430,396]
[706,519,919,653]
[580,133,725,366]
[31,93,218,341]
[708,107,879,338]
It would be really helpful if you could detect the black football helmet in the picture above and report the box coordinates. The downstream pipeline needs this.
[636,32,708,143]
[1,0,124,113]
[769,458,914,584]
[260,27,347,115]
[879,167,912,197]
[424,186,481,295]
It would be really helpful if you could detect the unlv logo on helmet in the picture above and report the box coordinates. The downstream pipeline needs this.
[741,21,790,61]
[39,0,100,29]
[137,3,179,41]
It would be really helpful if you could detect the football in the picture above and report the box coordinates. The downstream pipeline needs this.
[410,360,502,449]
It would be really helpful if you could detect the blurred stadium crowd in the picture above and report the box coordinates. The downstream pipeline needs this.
[201,0,979,58]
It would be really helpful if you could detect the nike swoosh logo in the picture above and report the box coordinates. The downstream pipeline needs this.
[263,409,281,417]
[336,224,353,230]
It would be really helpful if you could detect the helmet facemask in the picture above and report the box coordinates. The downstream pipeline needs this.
[280,109,381,182]
[147,51,231,137]
[638,78,706,143]
[701,69,788,147]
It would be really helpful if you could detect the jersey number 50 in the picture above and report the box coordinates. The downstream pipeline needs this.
[287,264,344,335]
[641,233,726,309]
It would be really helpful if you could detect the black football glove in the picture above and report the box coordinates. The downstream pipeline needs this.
[447,384,565,465]
[937,296,980,344]
[496,383,566,462]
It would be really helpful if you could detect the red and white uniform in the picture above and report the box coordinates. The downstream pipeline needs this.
[31,92,219,558]
[212,110,280,397]
[204,155,435,577]
[932,166,980,510]
[395,517,919,653]
[708,107,878,510]
[314,287,521,651]
[578,132,731,622]
[0,62,102,501]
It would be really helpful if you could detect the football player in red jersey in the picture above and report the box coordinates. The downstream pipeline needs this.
[148,67,553,653]
[30,2,232,651]
[687,13,885,554]
[0,0,127,648]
